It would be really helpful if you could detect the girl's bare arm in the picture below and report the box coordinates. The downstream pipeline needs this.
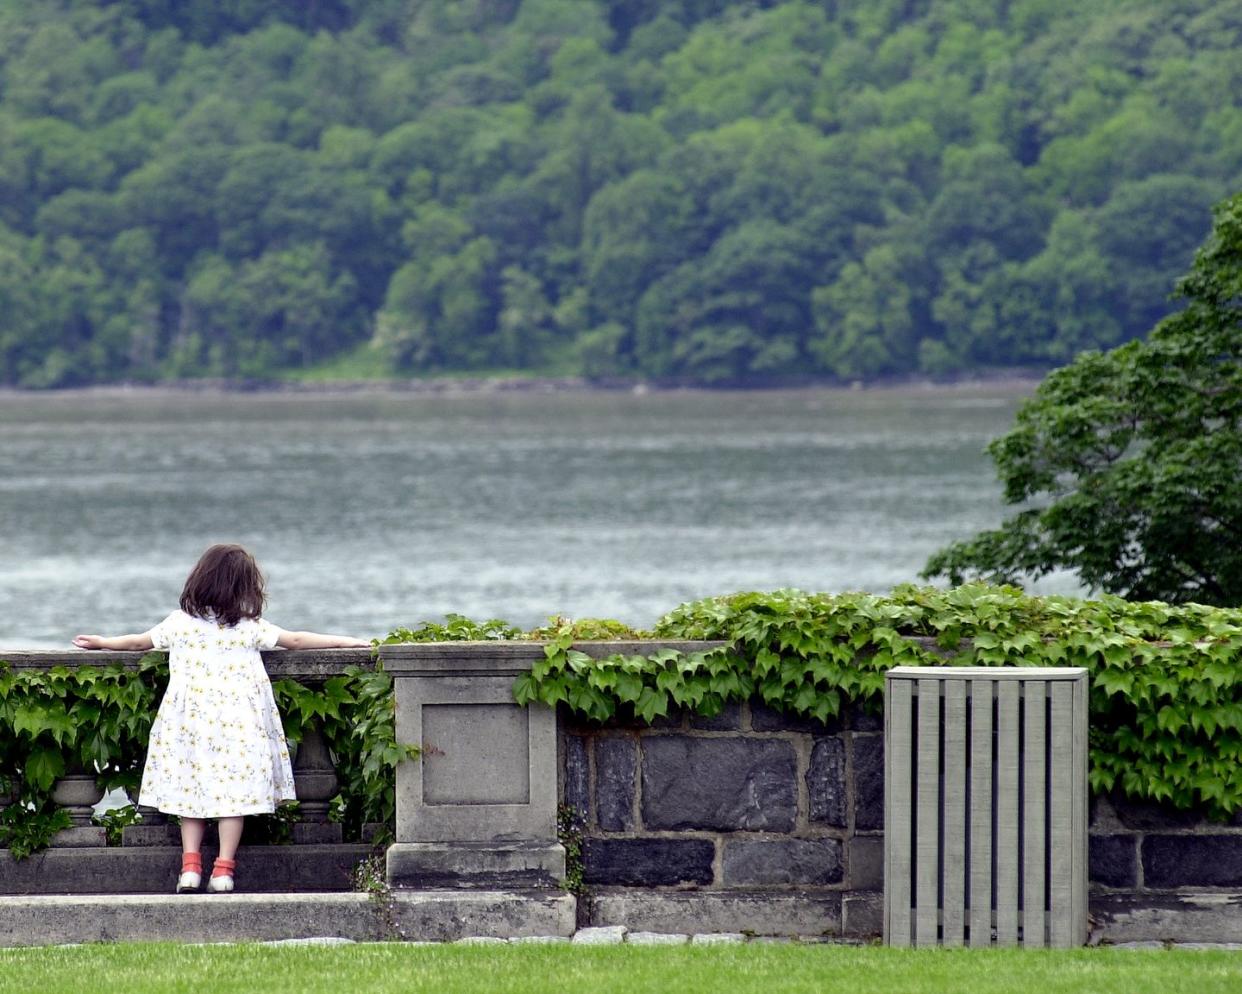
[73,632,155,651]
[275,630,371,650]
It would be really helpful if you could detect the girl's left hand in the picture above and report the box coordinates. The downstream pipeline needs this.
[73,635,104,649]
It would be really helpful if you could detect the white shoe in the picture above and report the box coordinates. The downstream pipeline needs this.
[206,874,234,893]
[175,871,201,893]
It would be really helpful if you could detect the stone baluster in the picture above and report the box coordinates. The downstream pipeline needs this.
[50,770,106,846]
[292,721,342,843]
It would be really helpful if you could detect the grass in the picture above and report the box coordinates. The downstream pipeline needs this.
[0,943,1239,994]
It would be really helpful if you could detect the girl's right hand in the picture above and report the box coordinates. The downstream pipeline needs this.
[73,635,104,649]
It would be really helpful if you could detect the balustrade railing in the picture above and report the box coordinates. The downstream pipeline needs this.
[0,648,373,870]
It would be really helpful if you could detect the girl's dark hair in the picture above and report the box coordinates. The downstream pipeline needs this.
[179,544,266,627]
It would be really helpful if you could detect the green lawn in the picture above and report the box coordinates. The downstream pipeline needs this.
[0,944,1239,994]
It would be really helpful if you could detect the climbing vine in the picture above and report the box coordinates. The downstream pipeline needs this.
[271,664,418,842]
[512,585,1242,819]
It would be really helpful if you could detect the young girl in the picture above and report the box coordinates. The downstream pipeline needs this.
[73,544,369,894]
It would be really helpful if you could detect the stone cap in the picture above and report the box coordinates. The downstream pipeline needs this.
[2,642,732,680]
[379,641,731,676]
[0,647,376,681]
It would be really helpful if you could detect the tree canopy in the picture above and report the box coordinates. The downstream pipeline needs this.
[924,191,1242,605]
[0,0,1240,386]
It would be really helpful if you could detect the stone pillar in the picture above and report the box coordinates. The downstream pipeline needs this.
[382,642,565,889]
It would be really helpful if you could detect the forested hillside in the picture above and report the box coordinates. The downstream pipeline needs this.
[1,0,1239,386]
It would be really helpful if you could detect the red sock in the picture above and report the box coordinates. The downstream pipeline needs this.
[181,852,202,874]
[211,858,236,878]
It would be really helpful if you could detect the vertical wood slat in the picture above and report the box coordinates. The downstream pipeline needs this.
[1071,675,1089,945]
[941,680,967,947]
[915,679,942,946]
[886,679,914,946]
[1048,681,1073,947]
[995,681,1020,946]
[968,682,993,948]
[1022,683,1047,947]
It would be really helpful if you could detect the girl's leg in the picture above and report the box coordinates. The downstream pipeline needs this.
[180,816,206,855]
[177,817,206,892]
[216,816,244,861]
[207,816,243,893]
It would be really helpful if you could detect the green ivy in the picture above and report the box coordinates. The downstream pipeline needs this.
[510,585,1242,819]
[94,802,141,847]
[265,664,420,845]
[376,614,526,644]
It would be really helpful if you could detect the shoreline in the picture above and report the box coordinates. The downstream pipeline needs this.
[0,369,1049,399]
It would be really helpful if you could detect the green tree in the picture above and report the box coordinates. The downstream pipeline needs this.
[924,192,1242,605]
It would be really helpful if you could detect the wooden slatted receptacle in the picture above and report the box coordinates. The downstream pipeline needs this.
[883,667,1089,948]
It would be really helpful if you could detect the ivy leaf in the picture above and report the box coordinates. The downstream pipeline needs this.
[565,650,594,673]
[1156,705,1187,735]
[24,746,65,792]
[511,672,536,705]
[633,687,668,724]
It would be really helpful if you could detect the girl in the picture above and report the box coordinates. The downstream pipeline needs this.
[73,543,369,894]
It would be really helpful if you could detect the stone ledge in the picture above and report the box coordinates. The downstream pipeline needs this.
[389,890,576,942]
[0,893,386,946]
[586,889,843,937]
[0,647,375,681]
[1091,892,1242,944]
[0,890,576,946]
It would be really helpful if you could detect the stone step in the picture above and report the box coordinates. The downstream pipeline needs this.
[0,891,577,947]
[0,845,373,895]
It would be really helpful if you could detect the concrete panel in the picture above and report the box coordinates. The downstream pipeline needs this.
[423,704,530,805]
[394,669,558,845]
[0,893,387,946]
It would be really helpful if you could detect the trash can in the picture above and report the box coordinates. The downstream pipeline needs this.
[883,666,1088,947]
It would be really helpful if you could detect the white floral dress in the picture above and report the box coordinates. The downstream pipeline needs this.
[138,610,296,818]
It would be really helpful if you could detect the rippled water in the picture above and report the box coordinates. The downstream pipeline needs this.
[0,384,1075,648]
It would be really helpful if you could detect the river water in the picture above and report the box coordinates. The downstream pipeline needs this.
[0,383,1076,648]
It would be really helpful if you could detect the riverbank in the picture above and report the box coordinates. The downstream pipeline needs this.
[0,369,1047,399]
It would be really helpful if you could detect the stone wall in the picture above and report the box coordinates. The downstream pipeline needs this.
[1088,794,1242,942]
[564,698,1242,943]
[561,697,886,937]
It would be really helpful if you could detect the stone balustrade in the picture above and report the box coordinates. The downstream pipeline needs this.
[0,647,376,890]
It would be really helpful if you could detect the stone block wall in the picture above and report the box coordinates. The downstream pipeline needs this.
[1089,795,1242,890]
[1087,794,1242,942]
[564,698,1242,942]
[561,698,885,935]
